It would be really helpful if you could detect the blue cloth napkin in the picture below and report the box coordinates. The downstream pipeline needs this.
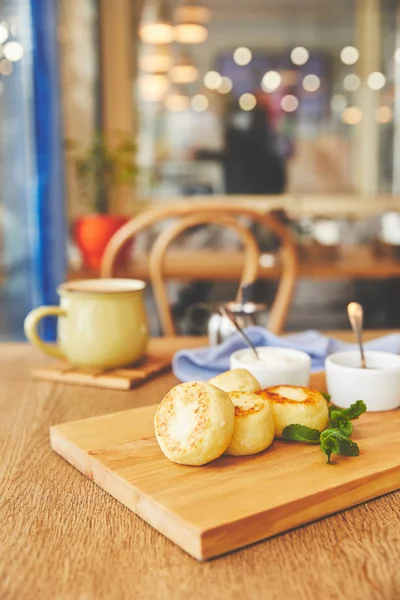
[172,326,400,382]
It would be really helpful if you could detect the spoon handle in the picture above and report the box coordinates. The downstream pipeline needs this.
[220,306,260,360]
[347,302,366,368]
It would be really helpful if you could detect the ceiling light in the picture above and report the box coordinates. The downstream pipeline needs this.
[341,106,363,125]
[139,44,171,73]
[261,70,281,92]
[340,46,359,65]
[0,22,8,45]
[281,95,299,112]
[330,94,347,111]
[302,74,320,92]
[375,106,393,124]
[367,71,386,90]
[3,40,23,62]
[191,94,209,111]
[174,1,211,24]
[290,46,309,66]
[138,73,169,101]
[204,70,221,89]
[343,73,360,91]
[174,1,209,44]
[174,22,207,43]
[233,47,252,66]
[165,86,190,111]
[218,76,232,94]
[139,0,174,44]
[239,93,256,111]
[170,52,199,83]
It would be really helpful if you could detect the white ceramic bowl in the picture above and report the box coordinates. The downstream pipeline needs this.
[325,351,400,412]
[229,347,311,389]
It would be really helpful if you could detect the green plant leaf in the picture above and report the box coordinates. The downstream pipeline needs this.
[338,419,353,437]
[341,400,367,420]
[65,132,137,212]
[282,424,321,444]
[320,428,359,464]
[329,410,353,437]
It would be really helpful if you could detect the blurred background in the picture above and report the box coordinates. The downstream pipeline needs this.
[2,0,400,340]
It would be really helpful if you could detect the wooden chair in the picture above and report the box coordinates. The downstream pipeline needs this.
[100,202,298,336]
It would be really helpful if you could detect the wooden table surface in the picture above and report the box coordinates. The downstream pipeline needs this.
[1,331,400,600]
[69,246,400,282]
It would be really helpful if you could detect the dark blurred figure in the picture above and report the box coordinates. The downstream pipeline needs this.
[196,96,286,195]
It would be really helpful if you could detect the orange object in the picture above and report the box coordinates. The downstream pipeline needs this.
[74,214,132,269]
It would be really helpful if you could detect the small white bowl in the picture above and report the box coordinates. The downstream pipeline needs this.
[230,347,311,389]
[325,351,400,412]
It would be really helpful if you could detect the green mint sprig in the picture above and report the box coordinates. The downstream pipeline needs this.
[281,424,321,444]
[320,428,359,463]
[282,399,366,464]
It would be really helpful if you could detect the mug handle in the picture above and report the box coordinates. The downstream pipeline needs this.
[24,306,67,360]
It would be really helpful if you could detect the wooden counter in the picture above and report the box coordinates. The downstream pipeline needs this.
[1,331,400,599]
[69,245,400,282]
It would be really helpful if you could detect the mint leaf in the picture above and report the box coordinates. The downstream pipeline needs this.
[338,420,353,437]
[329,400,366,420]
[321,392,331,402]
[282,424,321,444]
[341,400,366,420]
[329,410,353,437]
[320,428,359,464]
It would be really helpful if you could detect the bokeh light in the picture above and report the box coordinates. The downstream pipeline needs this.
[341,106,363,124]
[218,76,232,94]
[0,22,9,45]
[0,58,13,75]
[191,94,209,112]
[239,93,256,111]
[165,93,190,112]
[367,71,386,90]
[261,70,281,92]
[302,74,321,92]
[281,94,299,112]
[290,46,309,66]
[340,46,359,65]
[233,47,252,66]
[138,74,169,101]
[343,73,360,91]
[204,70,222,89]
[375,106,393,124]
[3,41,23,62]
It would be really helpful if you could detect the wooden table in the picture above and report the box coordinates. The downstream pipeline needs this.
[1,332,400,599]
[69,246,400,282]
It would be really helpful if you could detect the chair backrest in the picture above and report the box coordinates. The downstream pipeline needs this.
[100,202,298,336]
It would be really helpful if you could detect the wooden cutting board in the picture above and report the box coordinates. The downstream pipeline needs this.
[50,375,400,561]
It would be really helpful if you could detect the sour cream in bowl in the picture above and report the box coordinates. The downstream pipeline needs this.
[325,351,400,411]
[230,347,311,389]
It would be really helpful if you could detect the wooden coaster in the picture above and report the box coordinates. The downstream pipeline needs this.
[32,354,171,390]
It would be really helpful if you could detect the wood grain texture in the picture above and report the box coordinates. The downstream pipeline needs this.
[32,354,171,390]
[1,334,400,599]
[50,385,400,560]
[71,245,400,282]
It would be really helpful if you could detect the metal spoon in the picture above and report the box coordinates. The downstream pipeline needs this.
[220,306,260,360]
[347,302,366,368]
